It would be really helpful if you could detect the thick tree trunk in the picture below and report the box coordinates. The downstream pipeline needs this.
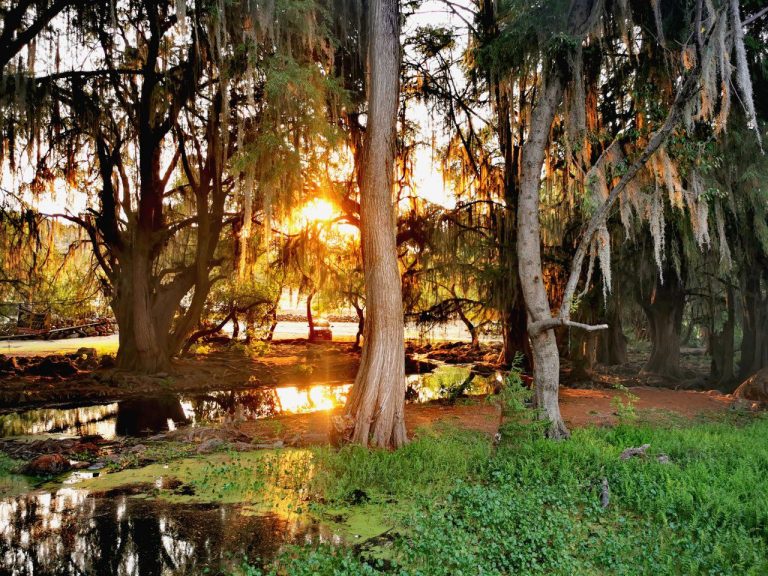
[739,274,768,380]
[344,0,407,449]
[501,297,530,367]
[710,285,735,386]
[114,249,171,373]
[598,300,628,365]
[636,270,685,378]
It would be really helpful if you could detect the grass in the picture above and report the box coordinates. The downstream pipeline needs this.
[235,413,768,575]
[59,395,768,575]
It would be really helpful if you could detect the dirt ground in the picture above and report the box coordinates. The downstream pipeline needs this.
[237,386,734,447]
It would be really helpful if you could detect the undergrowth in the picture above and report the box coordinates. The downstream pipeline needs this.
[236,411,768,576]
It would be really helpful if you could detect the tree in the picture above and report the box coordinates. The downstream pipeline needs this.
[343,0,408,448]
[1,0,341,372]
[509,0,762,436]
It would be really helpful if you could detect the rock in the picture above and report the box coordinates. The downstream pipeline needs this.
[196,438,224,454]
[619,444,651,460]
[231,441,256,451]
[471,362,497,376]
[88,462,107,471]
[0,354,20,374]
[657,454,671,464]
[98,355,117,369]
[733,368,768,404]
[74,442,101,455]
[129,444,148,454]
[24,454,71,475]
[252,440,284,450]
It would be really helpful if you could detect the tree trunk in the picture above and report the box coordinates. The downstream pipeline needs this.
[516,0,597,438]
[518,65,569,438]
[306,290,316,341]
[343,0,407,449]
[113,249,170,373]
[501,296,530,367]
[456,306,480,350]
[636,270,685,378]
[352,298,365,350]
[231,311,240,340]
[739,273,768,380]
[598,301,628,365]
[710,285,735,386]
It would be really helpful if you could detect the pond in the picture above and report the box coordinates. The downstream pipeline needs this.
[0,364,499,441]
[0,363,500,575]
[0,484,334,575]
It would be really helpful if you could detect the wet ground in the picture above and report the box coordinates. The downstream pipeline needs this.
[0,360,499,576]
[0,335,737,576]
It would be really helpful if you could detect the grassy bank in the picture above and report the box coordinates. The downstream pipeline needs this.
[235,412,768,575]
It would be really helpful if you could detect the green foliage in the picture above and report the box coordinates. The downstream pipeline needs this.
[498,353,548,440]
[234,415,768,575]
[610,383,640,423]
[309,426,492,503]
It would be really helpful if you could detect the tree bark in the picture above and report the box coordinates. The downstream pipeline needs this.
[598,300,628,365]
[344,0,407,449]
[517,0,597,438]
[710,285,735,386]
[739,273,768,379]
[636,268,685,378]
[517,65,569,438]
[306,289,316,341]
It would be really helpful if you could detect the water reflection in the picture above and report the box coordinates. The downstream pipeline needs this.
[115,395,189,437]
[0,366,497,441]
[0,486,329,575]
[0,404,119,438]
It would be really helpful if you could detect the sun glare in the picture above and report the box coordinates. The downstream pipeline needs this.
[298,198,336,224]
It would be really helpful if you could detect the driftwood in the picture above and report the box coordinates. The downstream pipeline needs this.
[600,478,610,508]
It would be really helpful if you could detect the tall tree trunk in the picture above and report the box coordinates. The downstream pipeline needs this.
[636,269,685,378]
[518,66,569,438]
[114,249,170,373]
[710,285,735,386]
[517,0,597,438]
[598,305,628,365]
[343,0,407,449]
[306,290,316,341]
[739,273,768,379]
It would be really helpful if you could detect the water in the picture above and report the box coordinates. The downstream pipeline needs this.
[0,365,499,441]
[0,364,499,574]
[0,485,333,575]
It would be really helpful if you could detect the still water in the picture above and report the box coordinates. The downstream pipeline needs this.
[0,365,497,575]
[0,365,497,441]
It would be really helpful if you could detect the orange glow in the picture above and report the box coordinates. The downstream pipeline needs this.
[297,198,336,225]
[274,384,351,414]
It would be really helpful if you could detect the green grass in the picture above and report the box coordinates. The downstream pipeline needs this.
[236,414,768,575]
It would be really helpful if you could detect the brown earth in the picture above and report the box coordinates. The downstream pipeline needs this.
[237,387,734,447]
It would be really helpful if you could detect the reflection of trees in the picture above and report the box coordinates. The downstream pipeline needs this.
[115,395,188,436]
[0,403,118,437]
[187,389,279,423]
[0,488,312,575]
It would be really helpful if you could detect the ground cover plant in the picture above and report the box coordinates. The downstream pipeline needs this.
[232,412,768,575]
